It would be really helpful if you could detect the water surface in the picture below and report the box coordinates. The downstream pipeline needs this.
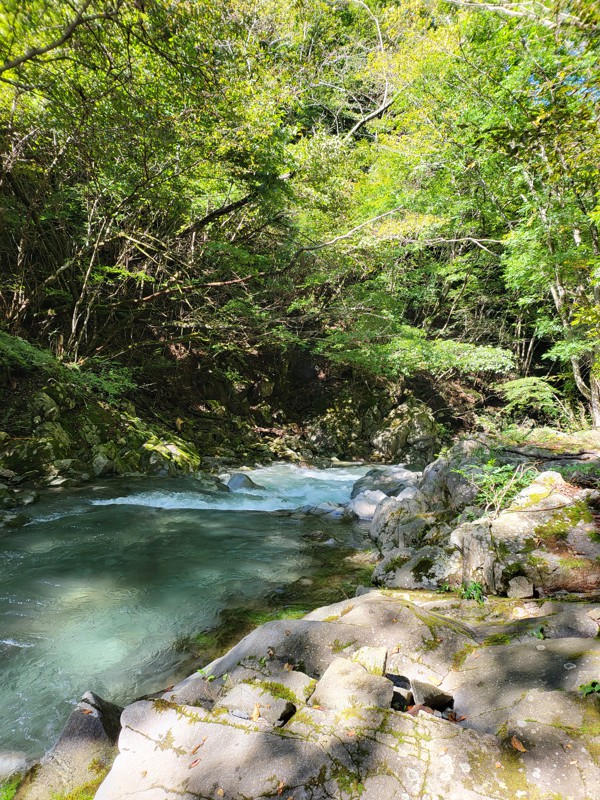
[0,464,369,760]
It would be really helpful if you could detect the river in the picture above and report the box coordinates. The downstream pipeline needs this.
[0,464,370,761]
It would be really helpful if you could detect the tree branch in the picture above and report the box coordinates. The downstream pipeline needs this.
[0,1,119,75]
[445,1,596,32]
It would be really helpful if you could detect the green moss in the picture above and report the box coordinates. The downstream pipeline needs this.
[384,554,410,573]
[452,643,478,670]
[483,633,512,646]
[152,698,177,713]
[0,775,21,800]
[559,557,589,569]
[331,764,365,797]
[50,766,109,800]
[502,562,526,581]
[411,557,435,582]
[244,679,297,704]
[331,638,356,653]
[534,501,593,545]
[304,678,317,699]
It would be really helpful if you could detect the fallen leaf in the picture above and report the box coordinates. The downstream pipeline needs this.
[511,736,527,753]
[569,760,578,765]
[251,703,261,722]
[81,709,93,715]
[267,648,275,658]
[495,762,502,769]
[165,685,174,692]
[284,662,295,671]
[566,744,572,749]
[392,618,398,623]
[408,704,434,717]
[446,711,467,723]
[312,704,322,710]
[189,758,201,769]
[347,729,356,737]
[285,629,291,636]
[439,747,448,755]
[191,738,207,755]
[277,779,286,795]
[216,790,224,798]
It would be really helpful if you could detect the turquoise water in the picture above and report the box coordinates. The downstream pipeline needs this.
[0,465,369,762]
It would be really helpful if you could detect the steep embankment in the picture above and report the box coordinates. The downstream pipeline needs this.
[0,332,444,507]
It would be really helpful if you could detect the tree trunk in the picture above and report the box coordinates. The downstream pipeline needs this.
[590,371,600,428]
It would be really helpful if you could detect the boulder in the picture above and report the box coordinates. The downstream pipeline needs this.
[94,591,600,800]
[15,692,122,800]
[351,646,388,676]
[370,401,439,467]
[310,658,393,712]
[507,576,534,598]
[410,679,453,711]
[350,466,420,499]
[215,682,295,726]
[227,472,265,491]
[347,489,387,520]
[373,545,461,589]
[369,486,429,549]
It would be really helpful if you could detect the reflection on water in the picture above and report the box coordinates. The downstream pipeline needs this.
[0,464,369,759]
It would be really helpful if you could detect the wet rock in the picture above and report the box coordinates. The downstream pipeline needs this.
[0,751,30,782]
[0,488,17,509]
[507,576,534,598]
[227,472,265,490]
[16,692,122,800]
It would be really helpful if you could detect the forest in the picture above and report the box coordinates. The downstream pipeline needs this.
[2,4,600,799]
[1,0,599,435]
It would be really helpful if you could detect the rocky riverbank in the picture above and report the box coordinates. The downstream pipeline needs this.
[6,430,600,800]
[23,589,600,800]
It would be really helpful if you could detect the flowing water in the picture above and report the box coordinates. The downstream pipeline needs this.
[0,464,370,761]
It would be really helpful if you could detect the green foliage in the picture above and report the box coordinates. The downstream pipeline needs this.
[1,0,599,423]
[0,332,58,374]
[532,626,546,641]
[495,378,563,420]
[579,681,600,697]
[455,460,539,516]
[0,775,21,800]
[460,581,486,606]
[68,360,137,403]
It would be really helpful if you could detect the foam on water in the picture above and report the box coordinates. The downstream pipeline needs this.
[89,463,369,512]
[0,464,370,761]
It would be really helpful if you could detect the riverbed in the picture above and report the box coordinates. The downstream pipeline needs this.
[0,464,371,760]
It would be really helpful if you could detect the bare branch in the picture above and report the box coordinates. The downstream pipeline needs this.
[445,1,596,32]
